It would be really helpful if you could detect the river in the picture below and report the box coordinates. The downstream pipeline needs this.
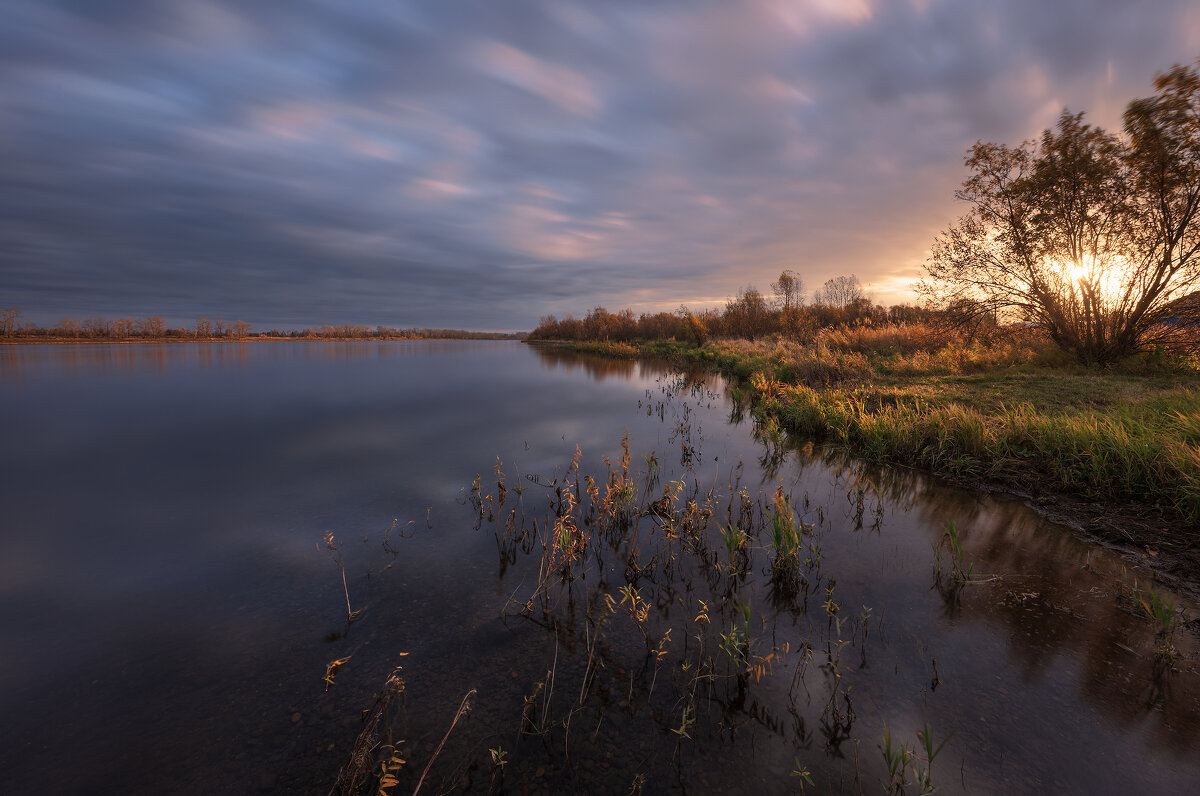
[0,340,1196,793]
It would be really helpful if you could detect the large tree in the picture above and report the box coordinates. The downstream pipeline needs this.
[920,61,1200,363]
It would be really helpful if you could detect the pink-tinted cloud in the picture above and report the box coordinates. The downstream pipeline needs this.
[474,39,602,117]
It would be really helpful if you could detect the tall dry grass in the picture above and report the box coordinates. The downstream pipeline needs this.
[703,323,1062,383]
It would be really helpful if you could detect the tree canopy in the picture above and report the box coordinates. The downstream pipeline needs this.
[920,60,1200,363]
[814,275,864,308]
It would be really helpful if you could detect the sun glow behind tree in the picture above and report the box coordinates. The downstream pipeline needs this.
[921,60,1200,363]
[1053,254,1128,303]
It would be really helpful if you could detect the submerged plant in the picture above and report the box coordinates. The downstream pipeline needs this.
[601,434,638,522]
[881,724,910,794]
[768,486,803,592]
[376,743,406,796]
[916,721,953,791]
[935,520,973,584]
[790,759,815,792]
[822,581,840,619]
[848,485,866,528]
[643,450,660,488]
[412,689,476,796]
[322,531,362,623]
[520,681,546,736]
[323,655,352,692]
[1131,580,1182,663]
[1135,582,1180,636]
[720,600,753,665]
[720,522,749,570]
[331,661,408,796]
[615,583,651,626]
[487,745,508,793]
[881,721,952,795]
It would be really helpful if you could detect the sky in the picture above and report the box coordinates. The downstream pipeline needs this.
[2,1,1199,332]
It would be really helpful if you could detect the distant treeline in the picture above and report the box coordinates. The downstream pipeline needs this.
[0,309,522,341]
[527,273,944,344]
[258,325,523,340]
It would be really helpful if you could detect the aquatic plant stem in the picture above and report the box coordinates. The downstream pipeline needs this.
[322,531,359,623]
[412,689,476,796]
[340,566,352,620]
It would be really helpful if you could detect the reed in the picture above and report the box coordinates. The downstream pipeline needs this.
[330,662,408,796]
[767,486,803,593]
[1131,580,1180,638]
[935,520,973,584]
[412,689,476,795]
[881,721,951,795]
[321,531,362,623]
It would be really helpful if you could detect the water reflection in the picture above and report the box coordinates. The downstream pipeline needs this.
[787,442,1200,757]
[528,343,720,387]
[0,340,521,384]
[529,344,641,381]
[0,343,1197,794]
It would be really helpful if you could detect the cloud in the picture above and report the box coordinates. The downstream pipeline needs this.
[474,39,603,117]
[0,0,1197,330]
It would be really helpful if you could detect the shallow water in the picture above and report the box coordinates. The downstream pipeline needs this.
[0,340,1196,794]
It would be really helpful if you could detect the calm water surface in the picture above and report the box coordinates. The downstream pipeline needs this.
[0,341,1197,794]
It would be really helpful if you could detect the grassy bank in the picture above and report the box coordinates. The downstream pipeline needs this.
[544,327,1200,529]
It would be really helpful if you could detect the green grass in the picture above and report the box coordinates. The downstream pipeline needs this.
[555,333,1200,525]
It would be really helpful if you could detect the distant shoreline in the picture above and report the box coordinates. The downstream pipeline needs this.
[0,335,524,345]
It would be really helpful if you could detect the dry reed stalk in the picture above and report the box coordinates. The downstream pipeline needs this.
[330,661,407,796]
[411,689,476,796]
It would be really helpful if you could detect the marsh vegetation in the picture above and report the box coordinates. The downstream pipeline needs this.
[534,320,1200,572]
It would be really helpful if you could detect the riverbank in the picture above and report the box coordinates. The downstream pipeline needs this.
[538,333,1200,590]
